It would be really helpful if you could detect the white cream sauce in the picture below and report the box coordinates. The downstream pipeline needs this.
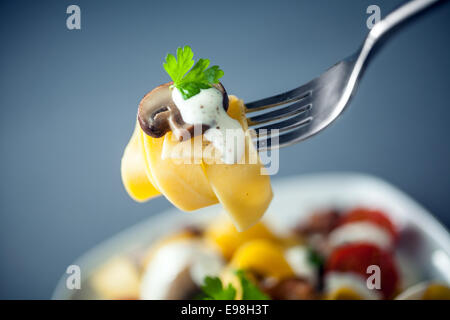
[284,245,318,285]
[328,221,393,250]
[140,240,224,300]
[325,272,382,300]
[172,87,245,164]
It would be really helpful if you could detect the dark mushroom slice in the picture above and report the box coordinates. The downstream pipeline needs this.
[138,82,228,142]
[261,277,317,300]
[164,266,198,300]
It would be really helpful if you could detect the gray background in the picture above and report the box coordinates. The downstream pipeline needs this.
[0,0,449,299]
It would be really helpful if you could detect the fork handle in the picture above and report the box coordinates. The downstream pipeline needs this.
[370,0,443,40]
[353,0,445,78]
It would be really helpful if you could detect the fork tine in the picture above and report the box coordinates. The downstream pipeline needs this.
[255,123,312,151]
[251,108,313,133]
[245,85,312,113]
[247,95,312,126]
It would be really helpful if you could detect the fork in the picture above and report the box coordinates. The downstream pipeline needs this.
[245,0,444,151]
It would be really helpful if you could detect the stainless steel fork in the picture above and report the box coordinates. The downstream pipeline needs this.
[246,0,445,151]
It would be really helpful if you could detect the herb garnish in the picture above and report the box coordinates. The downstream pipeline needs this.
[199,276,236,300]
[307,247,324,268]
[199,270,270,300]
[163,46,224,100]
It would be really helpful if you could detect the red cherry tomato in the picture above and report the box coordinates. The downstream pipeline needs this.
[326,243,399,299]
[338,208,398,241]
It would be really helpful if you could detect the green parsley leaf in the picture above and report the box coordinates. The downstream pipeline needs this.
[163,46,224,100]
[307,247,324,268]
[235,270,270,300]
[204,65,225,84]
[176,81,211,100]
[199,270,270,300]
[163,46,194,84]
[200,276,236,300]
[180,58,210,85]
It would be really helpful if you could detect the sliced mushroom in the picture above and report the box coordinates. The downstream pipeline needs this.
[260,277,317,300]
[140,239,224,300]
[138,82,228,141]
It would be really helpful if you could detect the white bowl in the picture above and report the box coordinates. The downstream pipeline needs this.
[52,172,450,299]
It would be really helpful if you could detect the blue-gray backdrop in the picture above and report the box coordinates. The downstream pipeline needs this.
[0,0,449,299]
